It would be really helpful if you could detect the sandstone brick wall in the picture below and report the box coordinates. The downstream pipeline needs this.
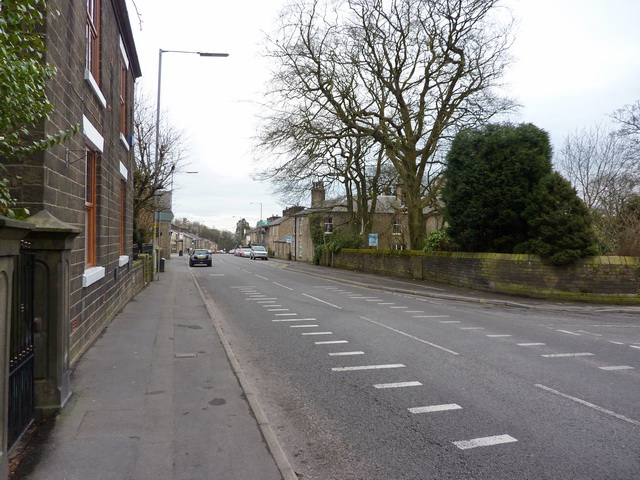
[332,250,640,304]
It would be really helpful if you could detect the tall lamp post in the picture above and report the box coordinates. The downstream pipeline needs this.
[250,202,263,244]
[152,48,228,278]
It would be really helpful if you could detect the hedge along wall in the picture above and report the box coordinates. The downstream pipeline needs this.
[332,249,640,304]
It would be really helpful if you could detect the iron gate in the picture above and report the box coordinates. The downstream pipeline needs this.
[8,241,35,449]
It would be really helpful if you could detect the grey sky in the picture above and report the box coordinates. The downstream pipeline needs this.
[126,0,640,233]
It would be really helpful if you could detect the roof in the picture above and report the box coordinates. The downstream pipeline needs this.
[293,195,403,216]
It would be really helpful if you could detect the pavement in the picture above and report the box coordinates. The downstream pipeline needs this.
[10,254,639,479]
[11,257,295,480]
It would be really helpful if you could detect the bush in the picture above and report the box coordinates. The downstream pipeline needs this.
[423,230,457,252]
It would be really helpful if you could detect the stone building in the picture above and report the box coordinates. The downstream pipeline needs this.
[1,0,141,469]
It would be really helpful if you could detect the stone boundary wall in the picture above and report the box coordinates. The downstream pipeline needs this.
[332,249,640,304]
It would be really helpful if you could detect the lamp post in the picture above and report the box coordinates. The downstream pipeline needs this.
[250,202,263,244]
[152,48,228,278]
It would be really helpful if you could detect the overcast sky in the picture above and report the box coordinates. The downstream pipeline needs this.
[125,0,640,233]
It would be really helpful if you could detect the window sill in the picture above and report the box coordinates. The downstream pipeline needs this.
[119,133,130,151]
[82,266,105,287]
[84,69,107,108]
[118,255,129,267]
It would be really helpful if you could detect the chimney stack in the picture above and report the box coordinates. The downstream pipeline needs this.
[311,181,325,206]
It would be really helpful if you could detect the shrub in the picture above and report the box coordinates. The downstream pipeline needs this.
[423,230,457,252]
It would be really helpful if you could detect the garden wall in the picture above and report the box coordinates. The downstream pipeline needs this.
[332,249,640,304]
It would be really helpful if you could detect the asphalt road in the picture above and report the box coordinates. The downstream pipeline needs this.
[192,255,640,480]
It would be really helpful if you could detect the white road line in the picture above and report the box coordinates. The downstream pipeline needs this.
[328,351,364,356]
[302,293,343,309]
[275,313,298,316]
[578,330,602,337]
[290,324,319,328]
[610,341,625,345]
[535,384,640,426]
[332,364,405,372]
[631,345,640,350]
[273,282,294,291]
[517,342,546,346]
[557,329,581,336]
[315,340,348,345]
[374,381,422,389]
[599,366,634,371]
[264,305,282,307]
[366,299,382,302]
[404,311,424,313]
[460,327,484,330]
[416,315,450,318]
[487,335,512,338]
[272,318,317,322]
[440,320,460,324]
[409,404,462,414]
[301,332,333,335]
[360,316,459,355]
[453,435,517,450]
[541,353,594,358]
[255,275,268,280]
[257,301,276,303]
[390,306,408,309]
[231,286,256,289]
[378,303,395,305]
[268,308,289,311]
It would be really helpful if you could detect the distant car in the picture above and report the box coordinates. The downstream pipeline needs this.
[239,247,252,258]
[250,245,268,260]
[189,249,212,267]
[228,249,236,255]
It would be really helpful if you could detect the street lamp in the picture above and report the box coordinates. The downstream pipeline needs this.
[250,202,263,244]
[250,202,263,222]
[153,48,228,277]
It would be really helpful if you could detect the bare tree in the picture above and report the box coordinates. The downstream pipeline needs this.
[133,85,189,241]
[259,0,516,248]
[557,124,638,216]
[611,100,640,145]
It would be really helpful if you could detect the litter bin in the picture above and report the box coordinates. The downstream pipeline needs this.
[159,257,165,272]
[179,250,183,256]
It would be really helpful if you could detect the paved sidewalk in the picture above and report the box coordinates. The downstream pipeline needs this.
[17,259,289,480]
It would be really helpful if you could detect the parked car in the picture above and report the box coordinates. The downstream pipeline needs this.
[189,249,212,267]
[250,245,268,260]
[239,247,252,257]
[228,249,236,255]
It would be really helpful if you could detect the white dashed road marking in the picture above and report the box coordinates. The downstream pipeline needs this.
[535,384,640,426]
[301,332,333,336]
[328,351,364,356]
[360,316,459,355]
[332,364,405,372]
[542,353,594,358]
[289,324,319,328]
[315,340,348,345]
[272,318,316,322]
[409,404,462,414]
[487,335,512,338]
[599,365,634,370]
[453,434,517,450]
[374,381,422,389]
[557,329,581,336]
[302,293,343,309]
[517,342,545,346]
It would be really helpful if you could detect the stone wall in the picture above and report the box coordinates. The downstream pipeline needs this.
[332,249,640,304]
